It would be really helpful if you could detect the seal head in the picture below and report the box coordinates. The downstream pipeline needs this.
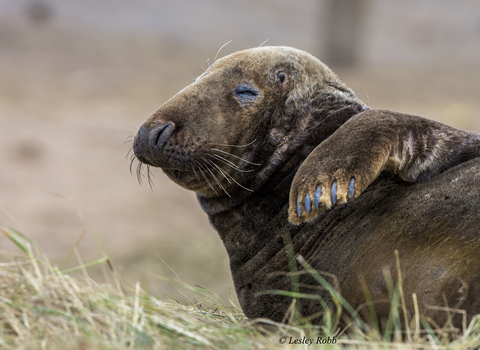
[133,46,367,208]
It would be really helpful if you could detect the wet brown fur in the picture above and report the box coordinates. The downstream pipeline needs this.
[133,46,480,328]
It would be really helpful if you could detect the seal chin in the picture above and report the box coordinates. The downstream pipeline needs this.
[162,168,210,193]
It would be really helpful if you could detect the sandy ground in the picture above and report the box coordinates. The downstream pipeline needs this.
[1,2,480,304]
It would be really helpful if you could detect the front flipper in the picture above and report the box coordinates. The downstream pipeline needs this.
[289,109,480,225]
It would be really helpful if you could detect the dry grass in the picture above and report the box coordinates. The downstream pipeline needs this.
[0,223,480,349]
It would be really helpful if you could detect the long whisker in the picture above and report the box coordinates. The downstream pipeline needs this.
[129,154,137,175]
[244,39,269,65]
[195,160,217,195]
[214,40,233,63]
[146,164,154,189]
[124,148,133,159]
[212,148,261,166]
[243,55,268,72]
[124,136,134,145]
[196,161,216,193]
[205,159,231,184]
[207,159,253,192]
[128,152,154,189]
[209,153,241,170]
[201,159,230,197]
[257,38,269,48]
[190,162,202,184]
[208,153,254,173]
[207,139,257,148]
[225,174,254,192]
[136,162,144,185]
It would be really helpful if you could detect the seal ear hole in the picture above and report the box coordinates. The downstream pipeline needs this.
[278,72,287,85]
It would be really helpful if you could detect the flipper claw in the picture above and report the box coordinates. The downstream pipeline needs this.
[349,178,355,199]
[314,186,321,210]
[296,195,301,217]
[331,181,337,205]
[305,194,311,214]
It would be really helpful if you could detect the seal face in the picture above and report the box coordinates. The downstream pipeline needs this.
[133,46,480,328]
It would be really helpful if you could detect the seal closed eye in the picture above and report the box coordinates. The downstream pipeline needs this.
[132,46,480,329]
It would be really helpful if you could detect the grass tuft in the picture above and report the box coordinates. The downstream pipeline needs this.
[0,222,480,349]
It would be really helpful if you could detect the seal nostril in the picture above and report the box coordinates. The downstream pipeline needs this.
[149,122,175,149]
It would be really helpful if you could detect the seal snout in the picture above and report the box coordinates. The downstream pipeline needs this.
[133,121,176,166]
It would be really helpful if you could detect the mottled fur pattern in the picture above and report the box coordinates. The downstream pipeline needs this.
[133,46,480,328]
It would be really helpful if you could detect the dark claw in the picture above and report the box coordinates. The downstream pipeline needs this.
[296,195,301,217]
[305,194,311,214]
[331,181,337,205]
[349,178,355,199]
[314,186,321,210]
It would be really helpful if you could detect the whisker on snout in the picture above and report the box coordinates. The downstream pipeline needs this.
[211,148,261,166]
[127,134,257,194]
[123,134,138,160]
[201,157,230,197]
[129,152,154,189]
[136,162,143,185]
[207,154,254,173]
[204,158,253,194]
[123,135,136,157]
[243,39,269,67]
[229,177,253,192]
[190,163,202,186]
[124,148,133,160]
[129,154,136,175]
[242,55,268,73]
[135,162,155,189]
[209,162,232,185]
[204,158,231,184]
[215,165,254,193]
[195,160,218,195]
[146,165,154,189]
[213,40,233,64]
[207,139,257,148]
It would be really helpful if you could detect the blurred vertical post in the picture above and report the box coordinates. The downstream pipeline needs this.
[324,0,367,66]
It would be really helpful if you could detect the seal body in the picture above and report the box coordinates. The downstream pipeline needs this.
[133,46,480,328]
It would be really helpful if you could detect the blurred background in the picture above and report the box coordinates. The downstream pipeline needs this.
[0,0,479,305]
